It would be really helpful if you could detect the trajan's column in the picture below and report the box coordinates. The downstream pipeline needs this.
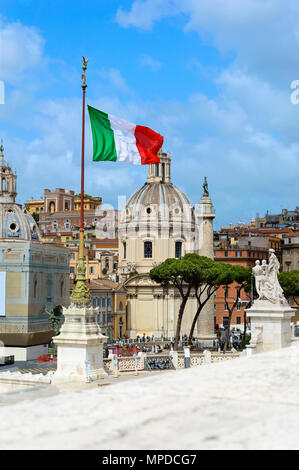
[196,177,216,345]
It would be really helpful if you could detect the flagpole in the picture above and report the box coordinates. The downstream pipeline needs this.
[71,57,91,305]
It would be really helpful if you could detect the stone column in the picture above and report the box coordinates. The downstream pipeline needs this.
[196,190,216,346]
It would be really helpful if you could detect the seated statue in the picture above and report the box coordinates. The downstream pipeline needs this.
[253,249,287,305]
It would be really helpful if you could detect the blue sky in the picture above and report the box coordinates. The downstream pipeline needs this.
[0,0,298,228]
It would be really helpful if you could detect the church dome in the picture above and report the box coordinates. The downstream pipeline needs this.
[121,151,195,226]
[0,144,40,241]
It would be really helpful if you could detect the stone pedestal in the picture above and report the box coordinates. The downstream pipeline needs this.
[246,301,295,354]
[52,302,108,384]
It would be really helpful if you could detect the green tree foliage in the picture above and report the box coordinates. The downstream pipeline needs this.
[278,270,299,306]
[150,253,201,350]
[188,260,235,345]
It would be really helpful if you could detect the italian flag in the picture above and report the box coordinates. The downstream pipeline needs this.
[88,105,163,165]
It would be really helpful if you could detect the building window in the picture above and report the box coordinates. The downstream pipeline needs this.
[224,302,228,311]
[162,162,165,181]
[102,298,106,307]
[224,251,228,257]
[90,267,94,274]
[144,241,152,258]
[237,317,241,324]
[70,267,75,274]
[92,299,97,308]
[46,278,53,302]
[33,279,38,298]
[108,298,111,307]
[97,298,101,307]
[223,316,229,327]
[175,241,182,258]
[155,163,159,177]
[60,280,64,297]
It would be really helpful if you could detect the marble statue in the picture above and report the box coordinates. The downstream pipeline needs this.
[253,249,287,305]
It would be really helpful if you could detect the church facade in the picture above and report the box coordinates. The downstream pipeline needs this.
[118,151,215,344]
[0,145,70,360]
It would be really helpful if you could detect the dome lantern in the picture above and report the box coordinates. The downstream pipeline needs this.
[147,150,171,183]
[0,144,40,241]
[0,143,17,204]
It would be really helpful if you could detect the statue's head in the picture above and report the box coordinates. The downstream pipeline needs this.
[262,259,267,265]
[255,260,260,265]
[269,248,275,254]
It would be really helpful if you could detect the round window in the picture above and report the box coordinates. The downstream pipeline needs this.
[9,222,18,232]
[175,208,180,214]
[146,207,152,214]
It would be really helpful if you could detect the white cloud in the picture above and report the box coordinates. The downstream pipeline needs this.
[116,0,177,30]
[0,20,45,83]
[98,68,129,92]
[140,54,162,70]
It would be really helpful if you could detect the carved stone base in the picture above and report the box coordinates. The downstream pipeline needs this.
[52,303,108,384]
[246,302,295,354]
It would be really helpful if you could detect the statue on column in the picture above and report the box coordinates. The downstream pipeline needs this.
[202,176,209,197]
[253,249,287,305]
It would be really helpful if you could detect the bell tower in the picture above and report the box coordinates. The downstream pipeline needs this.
[0,143,17,204]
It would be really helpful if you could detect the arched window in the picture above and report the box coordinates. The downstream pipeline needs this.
[49,201,55,213]
[119,301,123,311]
[144,241,152,258]
[1,177,5,191]
[33,279,38,298]
[60,280,64,297]
[155,163,159,177]
[46,280,52,302]
[162,163,165,181]
[175,241,182,258]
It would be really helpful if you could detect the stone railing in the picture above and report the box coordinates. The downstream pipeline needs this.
[103,351,240,375]
[104,355,145,374]
[174,351,240,369]
[118,356,144,372]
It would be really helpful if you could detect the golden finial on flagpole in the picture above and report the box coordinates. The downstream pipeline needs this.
[81,56,88,88]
